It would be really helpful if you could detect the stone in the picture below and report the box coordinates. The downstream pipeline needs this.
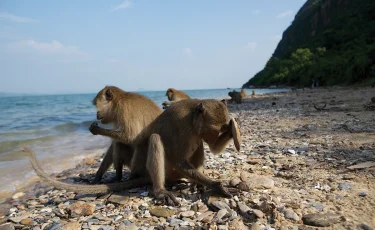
[0,223,15,230]
[237,202,250,215]
[12,192,25,200]
[180,210,195,218]
[196,211,213,221]
[338,183,352,190]
[230,178,242,187]
[150,207,174,218]
[240,171,249,182]
[68,201,95,217]
[213,209,228,222]
[107,193,130,205]
[9,212,30,223]
[238,174,275,190]
[250,223,261,230]
[211,201,231,212]
[20,218,34,226]
[287,149,296,155]
[169,218,183,227]
[302,213,341,227]
[282,208,299,221]
[252,209,264,219]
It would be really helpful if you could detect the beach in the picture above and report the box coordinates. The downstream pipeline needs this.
[1,87,374,229]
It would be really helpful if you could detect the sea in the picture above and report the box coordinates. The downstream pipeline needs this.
[0,88,290,200]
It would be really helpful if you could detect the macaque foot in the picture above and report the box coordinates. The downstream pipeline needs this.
[154,190,180,207]
[211,182,234,198]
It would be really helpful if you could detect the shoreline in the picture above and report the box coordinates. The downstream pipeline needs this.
[1,87,375,229]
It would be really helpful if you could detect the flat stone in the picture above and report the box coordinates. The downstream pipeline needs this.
[169,218,183,227]
[282,208,299,221]
[107,193,130,205]
[9,212,30,223]
[230,178,242,187]
[0,223,15,230]
[20,218,34,226]
[68,201,95,217]
[180,210,195,218]
[196,211,213,221]
[150,207,174,218]
[238,174,275,191]
[338,183,352,190]
[12,192,25,200]
[302,213,341,227]
[252,209,264,219]
[63,221,81,230]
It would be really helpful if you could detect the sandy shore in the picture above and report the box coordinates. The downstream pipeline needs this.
[1,87,374,229]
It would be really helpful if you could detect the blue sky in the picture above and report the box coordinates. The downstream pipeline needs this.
[0,0,304,94]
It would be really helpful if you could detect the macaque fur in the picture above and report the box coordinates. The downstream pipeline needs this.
[228,90,243,104]
[25,99,241,205]
[91,86,162,183]
[162,88,191,109]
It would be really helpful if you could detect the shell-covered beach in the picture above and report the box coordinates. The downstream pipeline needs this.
[1,87,374,230]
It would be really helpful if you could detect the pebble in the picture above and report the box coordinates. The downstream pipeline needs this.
[180,210,195,218]
[150,207,174,218]
[68,201,95,217]
[20,218,34,226]
[302,213,341,227]
[282,208,299,221]
[12,192,25,200]
[287,149,296,155]
[338,182,352,190]
[168,218,183,227]
[230,178,242,187]
[252,209,264,219]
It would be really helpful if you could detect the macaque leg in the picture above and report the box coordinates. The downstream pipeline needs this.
[187,142,206,192]
[146,134,179,206]
[113,143,124,182]
[176,161,233,198]
[92,143,114,183]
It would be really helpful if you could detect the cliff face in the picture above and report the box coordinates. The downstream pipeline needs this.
[243,0,375,88]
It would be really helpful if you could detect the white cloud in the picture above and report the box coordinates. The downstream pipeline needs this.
[13,40,90,60]
[183,48,192,57]
[0,12,38,23]
[276,10,294,18]
[272,34,282,41]
[110,0,133,12]
[252,10,260,15]
[244,42,257,50]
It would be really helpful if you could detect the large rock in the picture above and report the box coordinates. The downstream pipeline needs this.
[150,207,174,218]
[62,221,81,230]
[69,201,95,217]
[237,174,275,191]
[302,213,341,227]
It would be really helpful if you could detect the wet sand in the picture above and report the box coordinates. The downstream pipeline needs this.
[1,87,374,229]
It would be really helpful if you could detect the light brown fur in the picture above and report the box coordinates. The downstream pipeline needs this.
[91,86,162,183]
[25,99,241,206]
[162,88,191,109]
[228,90,243,104]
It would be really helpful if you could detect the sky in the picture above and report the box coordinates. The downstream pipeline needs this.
[0,0,305,94]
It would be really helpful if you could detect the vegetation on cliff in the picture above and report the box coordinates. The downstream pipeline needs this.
[243,0,375,88]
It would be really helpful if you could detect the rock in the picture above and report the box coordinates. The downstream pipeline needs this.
[218,225,228,230]
[107,193,130,205]
[9,212,30,223]
[0,223,15,230]
[228,218,247,230]
[240,171,249,182]
[180,210,195,218]
[196,211,213,221]
[150,207,174,218]
[201,213,214,223]
[237,202,251,215]
[63,221,81,230]
[302,213,341,227]
[287,149,296,155]
[359,192,368,197]
[12,192,25,200]
[68,201,95,217]
[20,218,34,226]
[168,218,183,227]
[358,224,373,230]
[251,209,264,218]
[230,178,242,187]
[338,182,352,190]
[211,201,231,212]
[40,207,52,213]
[282,208,299,221]
[213,209,228,223]
[250,223,261,230]
[238,174,275,190]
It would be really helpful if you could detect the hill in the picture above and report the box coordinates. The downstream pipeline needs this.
[243,0,375,88]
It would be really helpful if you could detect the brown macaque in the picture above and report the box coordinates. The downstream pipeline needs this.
[228,90,243,104]
[24,99,241,206]
[91,86,162,183]
[240,89,247,98]
[162,88,191,109]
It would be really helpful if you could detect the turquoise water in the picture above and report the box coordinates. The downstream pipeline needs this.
[0,88,289,196]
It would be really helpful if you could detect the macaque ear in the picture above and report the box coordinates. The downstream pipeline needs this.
[195,103,205,114]
[105,88,113,101]
[221,99,227,107]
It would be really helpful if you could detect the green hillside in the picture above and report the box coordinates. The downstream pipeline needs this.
[243,0,375,88]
